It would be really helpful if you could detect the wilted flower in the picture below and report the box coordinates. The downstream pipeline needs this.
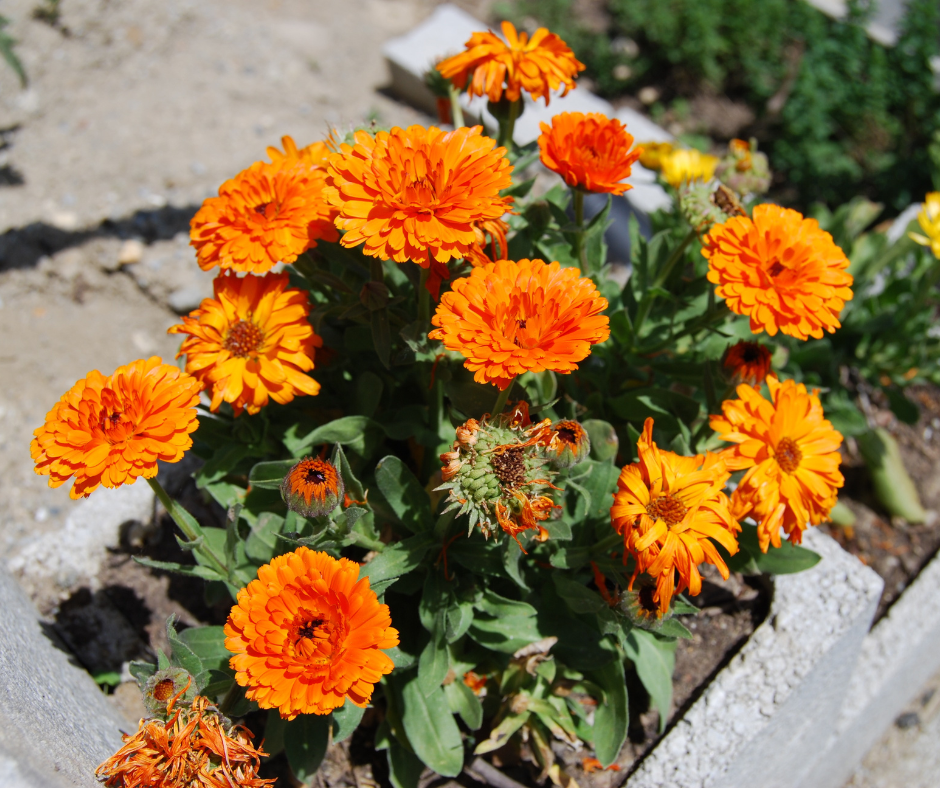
[141,666,198,719]
[679,180,746,236]
[909,192,940,259]
[280,457,344,518]
[546,419,591,468]
[715,138,771,196]
[722,341,773,386]
[659,148,719,188]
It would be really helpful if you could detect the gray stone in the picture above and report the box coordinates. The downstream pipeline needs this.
[0,568,129,788]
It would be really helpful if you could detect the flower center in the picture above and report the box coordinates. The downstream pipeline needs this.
[768,259,786,277]
[296,619,323,642]
[646,494,688,526]
[638,585,658,615]
[305,468,326,484]
[511,316,540,349]
[152,679,176,702]
[775,437,802,473]
[741,343,761,363]
[223,319,264,358]
[557,427,577,445]
[491,446,527,488]
[290,610,346,663]
[99,410,135,443]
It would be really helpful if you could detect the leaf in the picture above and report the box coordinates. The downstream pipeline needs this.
[884,387,920,425]
[468,615,544,654]
[286,416,382,456]
[284,714,331,782]
[133,556,223,582]
[246,512,284,563]
[625,630,674,733]
[333,443,367,503]
[360,534,435,584]
[375,456,432,533]
[553,575,607,614]
[398,676,465,777]
[385,645,417,672]
[387,741,426,788]
[247,460,294,490]
[445,602,474,643]
[445,679,483,731]
[195,443,249,488]
[474,588,537,618]
[583,419,619,462]
[177,626,231,672]
[657,618,693,639]
[166,617,203,679]
[332,702,366,744]
[735,523,823,574]
[128,660,155,687]
[372,307,392,369]
[588,659,628,767]
[418,627,450,697]
[580,461,621,521]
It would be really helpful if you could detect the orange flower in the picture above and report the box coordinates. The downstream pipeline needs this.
[610,418,739,616]
[710,376,844,551]
[224,547,399,719]
[703,204,854,340]
[190,146,338,274]
[436,20,585,105]
[168,271,321,416]
[538,112,642,195]
[722,341,773,386]
[96,691,273,788]
[31,358,199,499]
[325,125,513,287]
[467,217,510,267]
[281,457,344,518]
[429,258,610,390]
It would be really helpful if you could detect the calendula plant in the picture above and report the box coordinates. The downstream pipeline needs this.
[31,19,901,788]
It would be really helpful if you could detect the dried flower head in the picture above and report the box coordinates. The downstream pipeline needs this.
[281,457,344,518]
[142,667,198,719]
[224,547,399,719]
[660,148,719,188]
[437,403,557,547]
[703,204,854,340]
[436,21,585,105]
[31,358,200,499]
[679,180,747,236]
[429,259,610,391]
[538,112,642,195]
[909,192,940,259]
[710,376,844,551]
[721,341,773,387]
[715,138,771,196]
[546,419,591,468]
[168,271,322,416]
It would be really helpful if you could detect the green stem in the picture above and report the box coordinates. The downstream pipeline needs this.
[448,84,465,128]
[370,257,385,283]
[418,267,430,326]
[572,189,587,270]
[631,229,697,344]
[491,380,514,415]
[497,99,521,150]
[218,680,241,717]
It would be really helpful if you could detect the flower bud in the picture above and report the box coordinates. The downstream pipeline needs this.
[142,666,198,718]
[679,180,746,236]
[722,341,772,387]
[547,420,591,468]
[716,138,771,197]
[280,457,344,518]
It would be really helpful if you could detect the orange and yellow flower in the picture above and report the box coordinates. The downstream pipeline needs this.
[710,376,844,551]
[225,547,399,719]
[467,217,510,267]
[909,192,940,259]
[429,258,610,390]
[610,418,739,616]
[538,112,642,195]
[436,21,585,105]
[31,358,200,499]
[703,204,854,340]
[168,271,321,417]
[638,140,674,172]
[722,341,773,386]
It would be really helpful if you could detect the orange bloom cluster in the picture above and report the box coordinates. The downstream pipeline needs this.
[429,258,610,390]
[31,358,200,499]
[538,112,642,195]
[436,20,585,105]
[704,204,854,340]
[190,137,338,274]
[711,376,844,551]
[610,418,739,616]
[96,692,272,788]
[224,548,399,719]
[722,340,773,386]
[168,271,321,416]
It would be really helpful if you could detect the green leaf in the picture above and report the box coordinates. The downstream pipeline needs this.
[625,630,674,733]
[398,677,465,777]
[385,645,417,672]
[360,533,435,584]
[737,523,823,574]
[580,461,621,521]
[610,388,701,432]
[198,669,235,700]
[177,626,231,672]
[553,575,606,614]
[474,588,537,618]
[245,512,284,564]
[657,618,693,639]
[588,659,628,767]
[387,741,425,788]
[133,556,224,582]
[284,714,331,782]
[248,460,294,490]
[286,416,382,456]
[445,602,474,643]
[468,615,543,654]
[195,444,249,488]
[333,702,366,744]
[583,419,619,462]
[264,710,287,757]
[166,617,203,679]
[128,660,156,687]
[418,627,449,696]
[445,679,483,731]
[857,428,927,523]
[375,456,432,533]
[333,443,366,503]
[372,307,392,369]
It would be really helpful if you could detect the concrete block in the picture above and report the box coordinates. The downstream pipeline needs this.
[0,567,128,788]
[625,530,883,788]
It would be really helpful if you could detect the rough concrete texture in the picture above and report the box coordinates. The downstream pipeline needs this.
[625,530,883,788]
[0,567,129,788]
[806,546,940,788]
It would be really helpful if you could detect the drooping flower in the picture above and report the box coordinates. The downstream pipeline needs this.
[190,148,338,274]
[637,140,673,171]
[610,418,739,616]
[224,548,399,719]
[436,20,585,105]
[722,341,773,386]
[281,457,344,518]
[703,204,854,340]
[710,376,844,551]
[467,217,510,267]
[546,419,591,468]
[438,402,558,547]
[537,112,642,195]
[96,690,273,788]
[429,258,610,390]
[659,148,719,188]
[31,358,200,499]
[168,271,321,417]
[909,192,940,259]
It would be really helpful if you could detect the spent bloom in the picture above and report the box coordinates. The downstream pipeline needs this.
[429,258,610,391]
[436,20,585,105]
[537,112,643,195]
[31,358,200,499]
[679,180,747,236]
[546,419,591,468]
[710,376,844,551]
[281,457,344,518]
[909,192,940,259]
[224,548,399,719]
[704,204,854,340]
[659,148,719,189]
[168,271,321,417]
[722,341,773,387]
[715,138,771,196]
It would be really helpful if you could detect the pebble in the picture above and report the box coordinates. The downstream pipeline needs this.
[117,238,145,266]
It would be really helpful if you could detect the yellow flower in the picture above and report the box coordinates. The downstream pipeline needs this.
[660,148,719,188]
[909,192,940,259]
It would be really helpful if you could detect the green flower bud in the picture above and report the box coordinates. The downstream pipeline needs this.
[280,457,344,519]
[545,420,591,469]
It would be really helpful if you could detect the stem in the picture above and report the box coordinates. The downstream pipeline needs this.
[491,380,514,415]
[631,229,697,344]
[370,257,384,283]
[418,267,430,326]
[572,189,587,270]
[218,680,241,717]
[497,99,521,150]
[448,84,465,128]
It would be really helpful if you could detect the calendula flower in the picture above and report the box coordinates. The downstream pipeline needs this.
[610,418,739,616]
[659,148,719,188]
[168,271,321,417]
[190,148,338,274]
[638,140,673,171]
[436,20,585,105]
[710,376,844,551]
[429,259,610,390]
[31,358,199,499]
[225,547,399,719]
[909,192,940,259]
[281,457,344,518]
[722,341,773,386]
[546,419,591,468]
[467,217,510,267]
[715,138,771,196]
[537,112,642,195]
[703,204,854,340]
[96,690,273,788]
[438,403,557,547]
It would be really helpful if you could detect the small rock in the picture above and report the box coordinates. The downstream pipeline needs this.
[896,711,920,729]
[49,210,80,231]
[117,238,145,267]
